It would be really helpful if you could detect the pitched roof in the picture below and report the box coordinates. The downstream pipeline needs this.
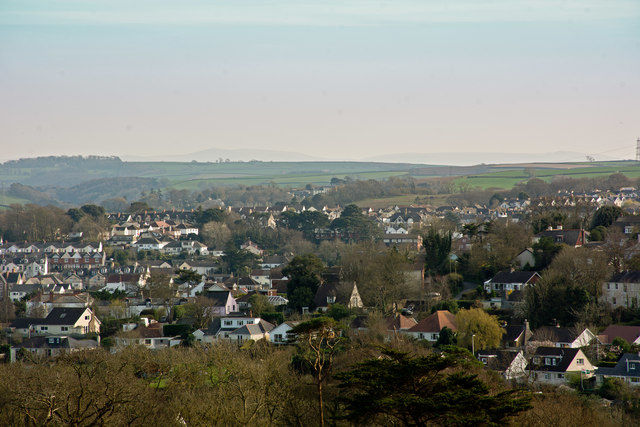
[40,307,88,325]
[597,353,640,377]
[385,313,418,331]
[530,326,587,344]
[599,325,640,345]
[487,270,539,284]
[478,349,522,372]
[529,347,583,372]
[408,310,457,334]
[609,271,640,283]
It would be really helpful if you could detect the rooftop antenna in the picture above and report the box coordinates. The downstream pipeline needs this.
[636,137,640,162]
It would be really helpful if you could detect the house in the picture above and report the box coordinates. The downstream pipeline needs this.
[114,322,178,350]
[11,307,101,337]
[502,321,532,348]
[204,290,238,316]
[597,353,640,386]
[240,240,263,256]
[527,347,595,384]
[228,320,275,344]
[603,271,640,309]
[314,282,363,311]
[533,226,588,248]
[9,336,98,362]
[483,271,541,293]
[194,315,270,343]
[529,325,596,348]
[514,248,535,269]
[103,273,147,293]
[598,325,640,346]
[270,321,301,344]
[133,237,169,252]
[406,310,457,341]
[8,283,41,302]
[477,349,528,380]
[385,313,418,333]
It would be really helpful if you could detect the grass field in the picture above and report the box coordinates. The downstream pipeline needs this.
[167,171,410,190]
[455,163,640,190]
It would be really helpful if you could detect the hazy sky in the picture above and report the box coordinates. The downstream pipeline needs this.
[1,0,639,163]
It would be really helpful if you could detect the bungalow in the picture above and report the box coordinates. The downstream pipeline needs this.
[527,347,595,385]
[484,271,541,293]
[228,320,275,344]
[406,310,457,341]
[114,322,178,350]
[270,321,301,345]
[194,315,270,343]
[386,313,418,333]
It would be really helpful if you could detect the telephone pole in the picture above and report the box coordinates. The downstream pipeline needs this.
[636,137,640,162]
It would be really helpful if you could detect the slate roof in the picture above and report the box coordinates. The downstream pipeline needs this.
[597,353,640,378]
[478,349,522,372]
[609,271,640,283]
[10,317,41,329]
[39,307,88,325]
[13,336,99,350]
[205,291,233,307]
[229,320,275,336]
[535,229,586,246]
[529,347,581,372]
[530,326,584,344]
[503,325,529,344]
[408,310,457,334]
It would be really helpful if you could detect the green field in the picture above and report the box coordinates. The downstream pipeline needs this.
[454,163,640,190]
[167,170,410,190]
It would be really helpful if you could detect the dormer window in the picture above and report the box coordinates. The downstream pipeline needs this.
[327,296,336,304]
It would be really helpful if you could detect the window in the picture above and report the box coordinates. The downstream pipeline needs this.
[85,315,90,320]
[224,320,232,326]
[145,339,152,345]
[577,358,584,365]
[624,284,628,292]
[274,334,283,343]
[238,321,244,326]
[631,363,636,370]
[431,334,438,340]
[631,377,640,383]
[613,297,617,305]
[61,327,68,332]
[607,284,610,290]
[544,373,551,380]
[41,326,48,331]
[557,374,564,379]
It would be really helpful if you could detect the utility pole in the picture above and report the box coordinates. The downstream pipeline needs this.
[636,137,640,163]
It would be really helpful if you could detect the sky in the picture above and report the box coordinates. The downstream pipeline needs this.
[1,0,639,164]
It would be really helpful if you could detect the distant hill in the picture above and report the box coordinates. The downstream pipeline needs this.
[363,151,618,165]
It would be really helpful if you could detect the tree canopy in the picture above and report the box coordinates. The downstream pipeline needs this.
[336,347,530,426]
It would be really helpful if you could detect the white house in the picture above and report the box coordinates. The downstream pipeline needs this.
[269,321,301,345]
